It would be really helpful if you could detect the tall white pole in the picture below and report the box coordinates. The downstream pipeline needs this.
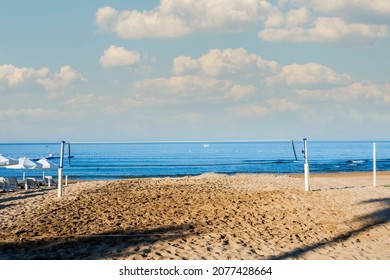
[373,142,377,188]
[58,141,65,198]
[303,138,310,191]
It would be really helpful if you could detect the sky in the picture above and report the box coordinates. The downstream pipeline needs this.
[1,0,390,142]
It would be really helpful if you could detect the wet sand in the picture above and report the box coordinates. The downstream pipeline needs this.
[0,172,389,260]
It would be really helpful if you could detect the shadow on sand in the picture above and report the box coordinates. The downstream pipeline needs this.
[0,189,52,204]
[271,197,390,259]
[0,189,52,210]
[0,225,196,260]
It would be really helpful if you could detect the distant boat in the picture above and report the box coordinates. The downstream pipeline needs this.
[203,144,209,148]
[32,154,74,161]
[46,153,75,160]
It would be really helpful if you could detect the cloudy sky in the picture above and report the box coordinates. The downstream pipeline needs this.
[1,0,390,142]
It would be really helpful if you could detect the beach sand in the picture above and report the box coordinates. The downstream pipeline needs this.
[0,172,389,260]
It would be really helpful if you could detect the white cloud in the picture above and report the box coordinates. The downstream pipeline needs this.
[295,82,390,102]
[100,45,141,68]
[173,48,279,77]
[228,84,256,100]
[266,98,300,112]
[65,94,94,105]
[0,64,85,93]
[260,16,388,42]
[173,56,199,75]
[133,75,255,100]
[232,98,300,119]
[231,104,270,117]
[37,66,85,92]
[125,96,169,107]
[0,108,57,119]
[264,7,310,27]
[96,0,268,38]
[96,1,390,43]
[0,64,49,88]
[261,0,390,43]
[309,0,390,16]
[133,76,226,96]
[265,62,351,86]
[384,84,390,103]
[96,5,189,38]
[279,0,390,19]
[95,6,118,31]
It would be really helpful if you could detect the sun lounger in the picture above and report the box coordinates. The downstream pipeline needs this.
[4,177,19,192]
[0,177,7,192]
[43,176,57,187]
[25,177,40,189]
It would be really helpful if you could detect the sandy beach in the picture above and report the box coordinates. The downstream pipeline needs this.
[0,172,389,260]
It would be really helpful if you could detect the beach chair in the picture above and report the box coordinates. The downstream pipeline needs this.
[0,177,7,192]
[26,177,39,189]
[5,177,19,191]
[43,176,57,187]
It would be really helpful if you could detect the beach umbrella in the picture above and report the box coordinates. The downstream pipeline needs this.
[0,154,18,166]
[37,158,58,169]
[37,158,58,179]
[6,157,43,180]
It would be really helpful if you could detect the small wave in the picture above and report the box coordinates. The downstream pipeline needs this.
[347,160,366,164]
[243,160,293,164]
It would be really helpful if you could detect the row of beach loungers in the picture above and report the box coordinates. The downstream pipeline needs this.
[0,176,57,192]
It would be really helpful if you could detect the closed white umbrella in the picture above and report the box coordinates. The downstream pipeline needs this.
[0,154,18,166]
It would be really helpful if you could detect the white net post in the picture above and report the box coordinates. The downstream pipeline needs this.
[58,141,65,198]
[303,138,310,191]
[373,142,377,188]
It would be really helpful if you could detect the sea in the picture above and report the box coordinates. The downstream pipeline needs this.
[1,140,390,181]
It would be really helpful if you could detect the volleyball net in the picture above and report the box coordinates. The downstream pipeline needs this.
[67,140,298,167]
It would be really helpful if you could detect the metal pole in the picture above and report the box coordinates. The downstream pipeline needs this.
[303,138,310,191]
[373,142,377,188]
[68,143,71,166]
[58,141,65,198]
[292,140,298,161]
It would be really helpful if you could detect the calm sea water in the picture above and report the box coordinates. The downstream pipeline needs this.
[1,141,390,180]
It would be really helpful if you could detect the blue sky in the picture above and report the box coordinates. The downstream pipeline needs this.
[1,0,390,142]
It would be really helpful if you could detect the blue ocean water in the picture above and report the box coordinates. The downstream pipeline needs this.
[1,141,390,180]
